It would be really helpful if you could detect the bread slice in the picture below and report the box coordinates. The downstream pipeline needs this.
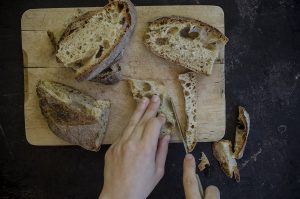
[128,79,176,135]
[36,80,110,151]
[212,140,240,182]
[234,106,250,159]
[178,72,197,152]
[55,0,136,81]
[144,16,228,75]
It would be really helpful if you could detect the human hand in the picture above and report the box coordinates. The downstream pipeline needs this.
[183,154,220,199]
[99,95,170,199]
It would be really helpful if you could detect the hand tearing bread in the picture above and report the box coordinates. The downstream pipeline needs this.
[128,79,176,135]
[36,80,110,151]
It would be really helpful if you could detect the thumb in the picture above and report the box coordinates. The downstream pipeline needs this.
[183,154,201,199]
[204,186,220,199]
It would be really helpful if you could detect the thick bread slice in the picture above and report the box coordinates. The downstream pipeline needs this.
[128,79,176,135]
[56,0,136,81]
[212,140,240,182]
[144,16,228,75]
[36,80,110,151]
[234,106,250,159]
[178,72,197,152]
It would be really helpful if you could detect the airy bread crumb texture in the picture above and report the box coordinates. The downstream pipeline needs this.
[178,72,197,152]
[145,16,228,75]
[128,79,176,135]
[56,2,129,71]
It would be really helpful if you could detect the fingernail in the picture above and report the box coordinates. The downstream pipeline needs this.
[152,95,159,102]
[164,134,171,142]
[186,154,194,160]
[141,97,148,104]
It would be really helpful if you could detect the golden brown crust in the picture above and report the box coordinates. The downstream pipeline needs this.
[213,140,240,182]
[150,16,228,44]
[234,106,250,159]
[74,0,136,81]
[144,16,228,75]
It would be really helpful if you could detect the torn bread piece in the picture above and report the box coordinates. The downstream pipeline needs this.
[55,0,136,81]
[178,72,197,152]
[144,16,228,75]
[128,79,176,135]
[36,80,110,151]
[213,140,240,182]
[198,152,211,177]
[234,106,250,159]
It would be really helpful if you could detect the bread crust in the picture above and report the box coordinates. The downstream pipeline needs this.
[56,0,136,81]
[36,80,111,151]
[144,16,228,75]
[234,106,250,159]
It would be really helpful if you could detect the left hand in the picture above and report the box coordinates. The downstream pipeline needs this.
[99,95,170,199]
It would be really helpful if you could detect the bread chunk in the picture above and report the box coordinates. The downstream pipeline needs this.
[36,80,110,151]
[55,0,136,81]
[213,140,240,182]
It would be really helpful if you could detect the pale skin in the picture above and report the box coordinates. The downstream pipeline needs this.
[99,95,220,199]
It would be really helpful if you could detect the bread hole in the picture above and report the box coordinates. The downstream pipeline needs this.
[184,91,190,96]
[185,83,191,87]
[66,51,70,55]
[118,3,125,11]
[142,82,151,92]
[167,27,179,34]
[78,46,82,50]
[193,115,196,121]
[165,121,173,129]
[90,38,93,42]
[120,17,125,25]
[144,93,152,99]
[103,40,110,48]
[155,38,169,45]
[96,36,102,42]
[180,26,190,38]
[144,34,150,40]
[191,125,195,129]
[95,46,104,58]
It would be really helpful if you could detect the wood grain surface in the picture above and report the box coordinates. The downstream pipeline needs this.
[22,5,226,145]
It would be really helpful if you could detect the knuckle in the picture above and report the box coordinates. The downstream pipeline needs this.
[122,141,137,154]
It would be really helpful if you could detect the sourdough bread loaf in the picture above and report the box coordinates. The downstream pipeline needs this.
[36,80,110,151]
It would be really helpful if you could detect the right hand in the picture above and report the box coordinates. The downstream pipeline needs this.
[183,154,220,199]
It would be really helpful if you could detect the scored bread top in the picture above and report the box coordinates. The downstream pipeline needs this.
[178,72,197,152]
[56,0,136,81]
[145,16,228,75]
[128,79,176,135]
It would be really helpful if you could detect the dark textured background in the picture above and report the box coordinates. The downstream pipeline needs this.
[1,0,299,198]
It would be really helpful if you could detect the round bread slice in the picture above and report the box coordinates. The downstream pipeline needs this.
[144,16,228,75]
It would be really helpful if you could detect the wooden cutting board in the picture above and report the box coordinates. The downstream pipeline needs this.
[22,5,226,146]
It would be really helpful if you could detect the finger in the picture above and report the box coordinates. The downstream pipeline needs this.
[139,95,160,125]
[120,97,149,141]
[155,135,170,177]
[183,154,201,199]
[142,113,166,148]
[204,186,220,199]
